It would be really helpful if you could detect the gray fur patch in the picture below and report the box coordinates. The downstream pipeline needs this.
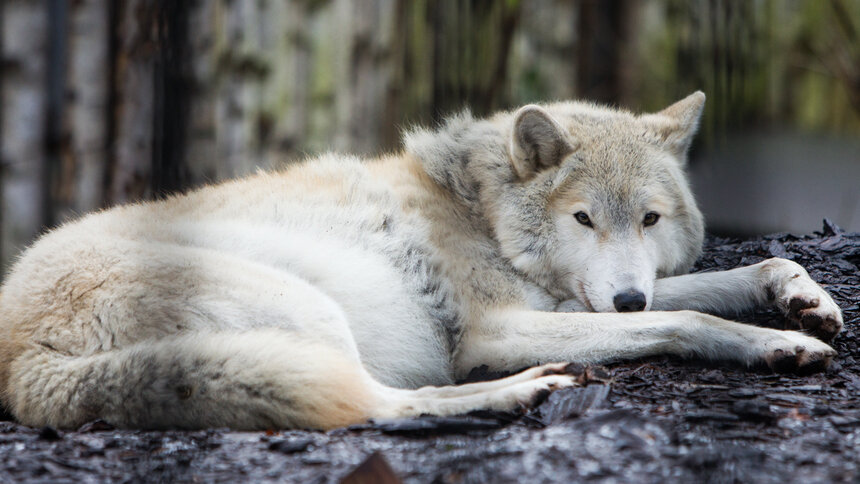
[385,237,461,353]
[405,112,509,205]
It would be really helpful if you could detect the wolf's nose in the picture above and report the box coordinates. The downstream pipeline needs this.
[613,290,647,312]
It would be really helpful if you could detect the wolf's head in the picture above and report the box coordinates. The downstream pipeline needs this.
[487,93,706,312]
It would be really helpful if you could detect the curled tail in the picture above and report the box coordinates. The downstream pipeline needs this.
[6,329,379,430]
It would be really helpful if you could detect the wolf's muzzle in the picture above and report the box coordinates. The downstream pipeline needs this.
[613,290,647,312]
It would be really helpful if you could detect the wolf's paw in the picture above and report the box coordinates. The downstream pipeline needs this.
[783,292,843,342]
[761,331,836,374]
[763,258,843,341]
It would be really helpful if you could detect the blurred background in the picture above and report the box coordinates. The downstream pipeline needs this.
[1,0,859,272]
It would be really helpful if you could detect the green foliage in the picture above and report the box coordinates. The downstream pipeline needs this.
[629,0,860,143]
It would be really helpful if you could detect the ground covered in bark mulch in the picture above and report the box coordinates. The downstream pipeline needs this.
[2,220,859,483]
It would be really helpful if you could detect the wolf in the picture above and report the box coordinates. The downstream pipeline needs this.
[0,92,843,430]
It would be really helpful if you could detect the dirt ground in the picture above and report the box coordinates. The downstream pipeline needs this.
[1,221,858,483]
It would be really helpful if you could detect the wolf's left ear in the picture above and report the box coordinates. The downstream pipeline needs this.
[641,91,705,161]
[509,105,576,179]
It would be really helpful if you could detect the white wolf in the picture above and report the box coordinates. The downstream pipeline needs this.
[0,92,843,430]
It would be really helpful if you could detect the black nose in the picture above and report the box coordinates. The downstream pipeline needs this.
[613,290,647,312]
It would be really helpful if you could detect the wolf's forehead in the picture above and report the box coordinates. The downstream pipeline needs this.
[587,179,653,212]
[559,175,659,204]
[557,159,677,214]
[559,119,655,159]
[576,139,665,178]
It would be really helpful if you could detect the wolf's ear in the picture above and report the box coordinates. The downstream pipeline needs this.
[509,105,576,179]
[641,91,705,161]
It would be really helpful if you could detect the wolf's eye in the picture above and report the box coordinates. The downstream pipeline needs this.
[643,212,660,227]
[574,211,593,227]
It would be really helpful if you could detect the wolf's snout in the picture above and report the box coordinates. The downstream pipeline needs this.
[613,290,647,312]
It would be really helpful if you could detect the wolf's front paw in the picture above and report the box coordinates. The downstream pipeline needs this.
[783,291,843,342]
[762,331,837,374]
[762,258,843,341]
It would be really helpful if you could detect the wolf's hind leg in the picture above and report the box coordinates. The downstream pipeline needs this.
[408,362,579,398]
[376,366,580,418]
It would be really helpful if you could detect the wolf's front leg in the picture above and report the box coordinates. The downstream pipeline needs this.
[454,309,836,378]
[652,258,843,341]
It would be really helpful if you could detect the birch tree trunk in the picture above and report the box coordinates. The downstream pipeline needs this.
[1,0,48,271]
[109,0,158,205]
[184,1,219,184]
[333,0,401,154]
[66,0,109,216]
[212,0,272,177]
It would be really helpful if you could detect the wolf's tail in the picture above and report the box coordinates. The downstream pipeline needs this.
[5,329,380,430]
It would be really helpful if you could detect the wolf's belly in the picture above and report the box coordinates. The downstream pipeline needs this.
[167,219,458,388]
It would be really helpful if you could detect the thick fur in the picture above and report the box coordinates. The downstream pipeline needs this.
[0,93,843,430]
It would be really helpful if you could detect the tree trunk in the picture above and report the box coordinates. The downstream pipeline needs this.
[334,0,401,154]
[151,1,191,197]
[108,0,158,205]
[66,0,110,216]
[576,0,638,104]
[427,1,521,120]
[1,0,49,271]
[211,0,270,177]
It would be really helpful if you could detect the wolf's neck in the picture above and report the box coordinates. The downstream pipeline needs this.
[403,112,569,299]
[403,111,516,209]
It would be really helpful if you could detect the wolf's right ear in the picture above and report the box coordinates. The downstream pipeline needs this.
[509,105,576,179]
[641,91,706,161]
